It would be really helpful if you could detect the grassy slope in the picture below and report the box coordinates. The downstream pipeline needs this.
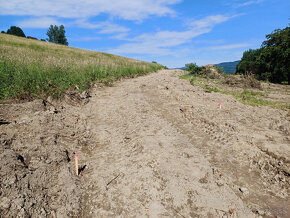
[0,34,164,100]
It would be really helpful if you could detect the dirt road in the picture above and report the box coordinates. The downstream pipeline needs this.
[1,70,289,217]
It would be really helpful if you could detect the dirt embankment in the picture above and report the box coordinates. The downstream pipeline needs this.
[0,69,289,217]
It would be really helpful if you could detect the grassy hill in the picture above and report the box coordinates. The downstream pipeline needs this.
[0,34,164,101]
[215,60,240,74]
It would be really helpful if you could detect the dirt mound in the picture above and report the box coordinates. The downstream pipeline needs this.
[224,74,262,89]
[198,64,262,90]
[201,64,224,79]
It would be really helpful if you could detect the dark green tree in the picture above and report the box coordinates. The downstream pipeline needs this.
[261,27,289,84]
[236,49,264,76]
[1,31,5,33]
[237,26,289,84]
[6,26,26,37]
[57,25,68,45]
[46,25,68,45]
[46,25,58,43]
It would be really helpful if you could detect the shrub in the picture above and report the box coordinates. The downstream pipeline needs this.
[185,63,201,75]
[216,66,224,74]
[6,26,26,37]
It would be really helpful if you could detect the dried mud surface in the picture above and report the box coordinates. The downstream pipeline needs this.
[0,70,289,217]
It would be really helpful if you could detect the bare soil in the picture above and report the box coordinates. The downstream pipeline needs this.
[0,70,289,217]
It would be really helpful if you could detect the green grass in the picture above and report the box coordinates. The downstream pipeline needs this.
[223,90,270,106]
[0,34,164,100]
[180,75,220,93]
[203,85,220,93]
[181,73,290,110]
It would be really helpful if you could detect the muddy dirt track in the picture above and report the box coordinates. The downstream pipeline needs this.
[0,70,289,217]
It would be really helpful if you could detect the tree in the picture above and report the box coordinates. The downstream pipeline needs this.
[46,25,58,44]
[57,25,68,45]
[236,49,264,76]
[46,25,68,45]
[1,31,5,33]
[6,26,26,37]
[237,26,289,84]
[261,27,289,84]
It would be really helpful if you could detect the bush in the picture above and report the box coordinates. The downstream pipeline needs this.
[216,66,224,74]
[185,63,201,75]
[6,26,26,37]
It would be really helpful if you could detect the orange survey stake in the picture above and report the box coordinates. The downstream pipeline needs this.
[75,154,78,176]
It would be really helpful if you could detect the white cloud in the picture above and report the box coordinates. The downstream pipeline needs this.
[108,30,202,56]
[17,17,60,28]
[189,15,232,29]
[207,43,252,50]
[234,0,264,8]
[0,0,181,21]
[110,33,130,40]
[99,24,129,34]
[75,19,129,34]
[17,16,130,35]
[108,14,238,56]
[69,36,102,42]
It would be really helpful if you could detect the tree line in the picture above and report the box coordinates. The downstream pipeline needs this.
[236,26,289,84]
[1,25,68,46]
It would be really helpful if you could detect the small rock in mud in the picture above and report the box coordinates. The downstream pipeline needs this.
[256,209,265,215]
[0,197,11,209]
[239,187,249,195]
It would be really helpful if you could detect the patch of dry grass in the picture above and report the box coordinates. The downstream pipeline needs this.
[181,72,290,110]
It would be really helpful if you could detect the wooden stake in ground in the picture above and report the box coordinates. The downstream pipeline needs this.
[219,101,222,110]
[75,154,79,176]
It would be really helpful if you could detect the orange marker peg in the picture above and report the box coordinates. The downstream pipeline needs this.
[75,154,79,176]
[219,101,222,109]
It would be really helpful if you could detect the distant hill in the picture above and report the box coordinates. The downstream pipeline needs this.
[215,61,240,74]
[174,61,240,73]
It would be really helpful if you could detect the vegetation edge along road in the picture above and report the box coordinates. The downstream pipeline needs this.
[0,33,165,101]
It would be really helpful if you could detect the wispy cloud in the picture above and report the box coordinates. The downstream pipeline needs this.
[108,14,239,56]
[17,17,60,28]
[75,19,130,34]
[17,16,130,35]
[0,0,181,21]
[207,43,252,50]
[189,14,234,29]
[69,36,102,42]
[234,0,264,8]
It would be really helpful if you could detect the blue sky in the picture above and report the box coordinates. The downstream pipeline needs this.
[0,0,289,68]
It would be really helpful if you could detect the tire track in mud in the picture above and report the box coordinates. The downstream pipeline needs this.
[1,69,288,217]
[79,70,255,217]
[141,70,289,217]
